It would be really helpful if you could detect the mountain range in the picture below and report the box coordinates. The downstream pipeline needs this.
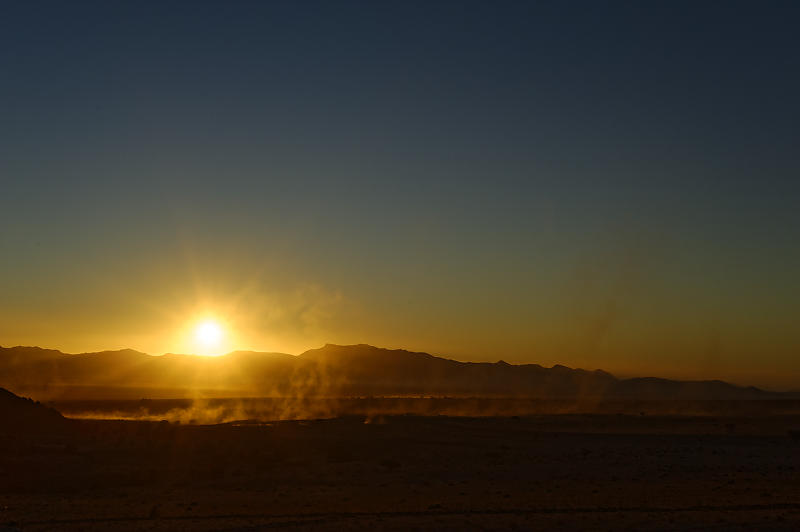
[0,343,775,401]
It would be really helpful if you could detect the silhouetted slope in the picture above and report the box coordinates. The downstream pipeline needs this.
[0,344,776,400]
[0,387,65,431]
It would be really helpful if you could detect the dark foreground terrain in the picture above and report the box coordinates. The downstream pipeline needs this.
[3,410,800,531]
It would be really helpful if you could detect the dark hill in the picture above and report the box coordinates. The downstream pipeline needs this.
[0,387,66,432]
[610,377,766,400]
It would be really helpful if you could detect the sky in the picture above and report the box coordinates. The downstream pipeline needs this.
[1,1,799,388]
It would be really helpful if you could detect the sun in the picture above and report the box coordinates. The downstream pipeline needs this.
[192,319,225,355]
[195,320,222,346]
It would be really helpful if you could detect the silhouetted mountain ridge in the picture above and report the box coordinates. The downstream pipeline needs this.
[0,343,778,400]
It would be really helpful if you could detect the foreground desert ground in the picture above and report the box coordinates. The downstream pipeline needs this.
[3,410,800,531]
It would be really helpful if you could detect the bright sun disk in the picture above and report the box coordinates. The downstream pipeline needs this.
[194,320,223,350]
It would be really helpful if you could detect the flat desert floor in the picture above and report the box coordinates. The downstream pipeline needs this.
[3,414,800,530]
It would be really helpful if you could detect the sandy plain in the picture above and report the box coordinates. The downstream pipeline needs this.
[3,406,800,531]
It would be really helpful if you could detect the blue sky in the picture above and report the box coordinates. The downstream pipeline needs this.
[1,1,799,387]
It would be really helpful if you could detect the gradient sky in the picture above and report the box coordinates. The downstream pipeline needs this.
[1,1,799,388]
